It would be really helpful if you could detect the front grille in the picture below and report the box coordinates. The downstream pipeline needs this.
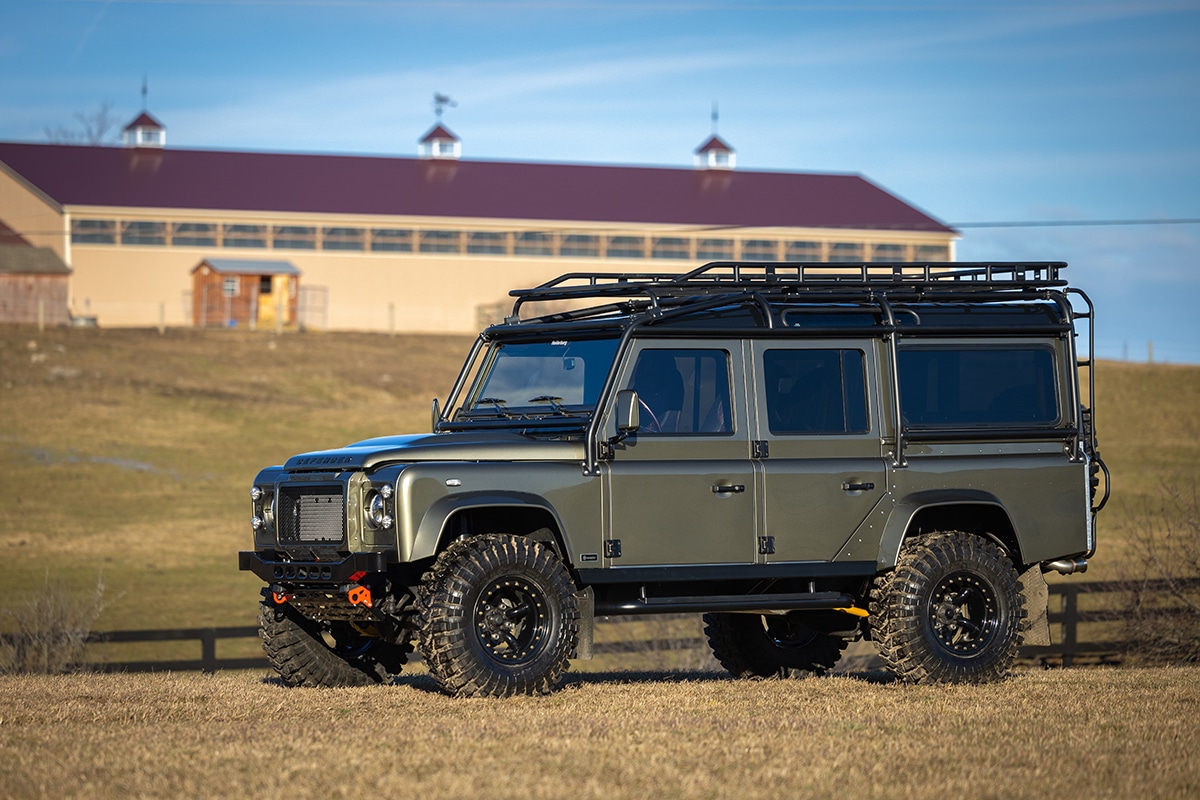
[277,485,345,545]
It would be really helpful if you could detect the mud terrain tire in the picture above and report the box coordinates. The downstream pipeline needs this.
[704,612,847,679]
[418,534,579,698]
[259,600,411,687]
[870,531,1024,684]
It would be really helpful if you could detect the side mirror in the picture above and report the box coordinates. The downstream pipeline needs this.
[615,389,640,433]
[431,398,441,431]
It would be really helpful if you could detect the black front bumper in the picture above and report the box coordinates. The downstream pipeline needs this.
[238,550,392,584]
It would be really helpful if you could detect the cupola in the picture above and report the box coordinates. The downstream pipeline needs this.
[419,124,461,160]
[694,134,735,170]
[123,112,166,149]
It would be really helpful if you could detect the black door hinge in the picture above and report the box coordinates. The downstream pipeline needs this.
[604,539,622,559]
[752,440,770,459]
[758,536,776,555]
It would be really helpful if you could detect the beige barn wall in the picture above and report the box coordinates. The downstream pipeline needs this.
[67,245,655,331]
[0,167,65,256]
[62,206,958,331]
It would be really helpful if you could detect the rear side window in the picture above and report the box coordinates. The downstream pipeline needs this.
[763,349,869,435]
[897,346,1059,428]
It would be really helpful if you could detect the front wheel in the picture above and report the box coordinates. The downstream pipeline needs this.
[417,534,579,697]
[870,531,1024,684]
[259,601,411,687]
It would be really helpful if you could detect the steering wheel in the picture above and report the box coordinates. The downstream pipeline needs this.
[637,397,662,433]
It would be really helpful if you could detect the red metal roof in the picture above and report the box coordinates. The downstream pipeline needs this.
[0,141,954,233]
[123,112,165,131]
[419,124,459,143]
[695,135,733,154]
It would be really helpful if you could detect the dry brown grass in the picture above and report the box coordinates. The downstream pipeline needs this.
[1,666,1198,799]
[0,327,471,630]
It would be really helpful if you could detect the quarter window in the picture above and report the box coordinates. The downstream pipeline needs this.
[897,347,1059,427]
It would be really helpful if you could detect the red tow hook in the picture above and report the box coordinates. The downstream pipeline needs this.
[272,590,293,605]
[347,585,373,608]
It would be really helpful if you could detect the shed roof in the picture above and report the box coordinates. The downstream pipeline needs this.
[0,141,954,234]
[0,218,30,246]
[0,245,72,275]
[194,258,300,276]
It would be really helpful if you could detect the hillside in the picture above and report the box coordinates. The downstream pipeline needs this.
[1,326,1197,631]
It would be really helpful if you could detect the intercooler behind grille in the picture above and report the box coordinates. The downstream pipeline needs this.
[277,485,345,545]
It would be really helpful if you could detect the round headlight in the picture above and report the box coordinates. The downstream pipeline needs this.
[367,492,387,529]
[250,486,263,502]
[261,492,275,530]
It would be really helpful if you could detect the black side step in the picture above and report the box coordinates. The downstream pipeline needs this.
[595,591,858,616]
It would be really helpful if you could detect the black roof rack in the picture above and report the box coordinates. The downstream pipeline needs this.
[507,261,1067,319]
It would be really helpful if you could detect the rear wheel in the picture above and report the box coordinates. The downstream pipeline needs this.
[870,531,1024,684]
[259,600,411,687]
[704,612,847,679]
[418,534,578,697]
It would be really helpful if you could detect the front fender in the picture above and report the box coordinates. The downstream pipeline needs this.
[408,490,566,562]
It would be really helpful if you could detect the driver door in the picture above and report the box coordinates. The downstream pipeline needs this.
[600,341,756,567]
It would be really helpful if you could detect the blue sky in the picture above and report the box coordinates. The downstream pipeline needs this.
[2,1,1198,362]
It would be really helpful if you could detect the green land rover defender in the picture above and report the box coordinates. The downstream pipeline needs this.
[239,261,1108,696]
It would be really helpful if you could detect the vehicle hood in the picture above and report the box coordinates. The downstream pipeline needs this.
[283,430,585,471]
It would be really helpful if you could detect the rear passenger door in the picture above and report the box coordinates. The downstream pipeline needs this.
[750,341,888,562]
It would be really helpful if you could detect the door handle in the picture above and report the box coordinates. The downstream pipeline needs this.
[712,484,746,494]
[841,481,876,492]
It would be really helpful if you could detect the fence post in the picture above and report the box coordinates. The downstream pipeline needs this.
[1060,584,1079,668]
[201,629,217,673]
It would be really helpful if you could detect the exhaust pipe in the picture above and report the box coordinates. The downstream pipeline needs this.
[1044,557,1089,575]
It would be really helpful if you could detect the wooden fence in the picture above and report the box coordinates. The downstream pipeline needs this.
[9,579,1194,674]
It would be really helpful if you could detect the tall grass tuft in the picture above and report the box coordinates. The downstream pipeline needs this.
[0,573,106,674]
[1118,484,1200,664]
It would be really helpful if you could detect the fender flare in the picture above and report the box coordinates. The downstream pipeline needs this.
[875,489,1015,570]
[409,490,568,562]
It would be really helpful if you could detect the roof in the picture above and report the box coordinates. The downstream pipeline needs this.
[0,245,71,275]
[419,124,459,143]
[0,141,955,234]
[124,112,165,132]
[194,258,300,276]
[695,135,733,154]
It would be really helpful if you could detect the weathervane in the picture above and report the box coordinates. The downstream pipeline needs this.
[433,93,457,120]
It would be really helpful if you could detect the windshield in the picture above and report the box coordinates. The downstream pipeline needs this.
[456,337,620,421]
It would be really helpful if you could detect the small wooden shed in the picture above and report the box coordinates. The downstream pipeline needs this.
[191,258,299,329]
[0,242,72,326]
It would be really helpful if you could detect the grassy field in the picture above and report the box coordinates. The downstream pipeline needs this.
[1,324,1198,635]
[1,666,1198,799]
[2,326,1199,799]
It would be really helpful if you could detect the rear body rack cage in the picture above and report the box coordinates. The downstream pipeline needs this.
[507,261,1068,319]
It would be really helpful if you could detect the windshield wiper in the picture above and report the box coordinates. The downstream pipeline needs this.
[529,396,587,417]
[474,397,519,419]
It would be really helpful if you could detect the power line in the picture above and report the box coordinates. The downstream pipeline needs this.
[951,218,1200,229]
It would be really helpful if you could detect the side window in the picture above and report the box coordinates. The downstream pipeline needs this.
[763,349,868,435]
[628,349,731,435]
[897,346,1059,427]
